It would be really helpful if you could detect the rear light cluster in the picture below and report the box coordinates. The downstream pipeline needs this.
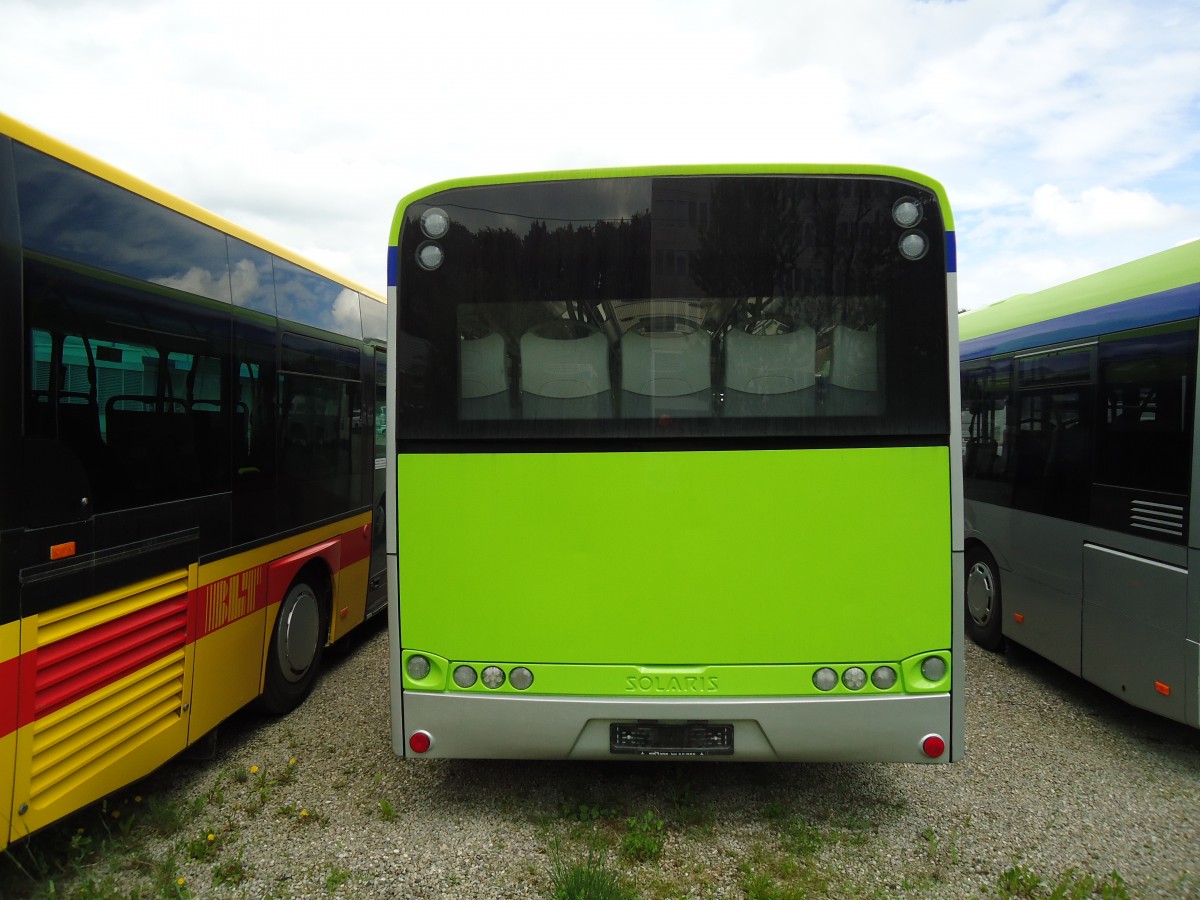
[812,664,897,692]
[811,654,949,693]
[406,654,535,691]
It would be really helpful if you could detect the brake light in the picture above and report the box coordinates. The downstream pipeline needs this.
[921,734,946,759]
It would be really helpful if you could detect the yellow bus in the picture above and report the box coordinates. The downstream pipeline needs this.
[0,113,387,849]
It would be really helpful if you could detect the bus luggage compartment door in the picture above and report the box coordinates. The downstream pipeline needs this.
[1081,543,1188,724]
[11,563,194,843]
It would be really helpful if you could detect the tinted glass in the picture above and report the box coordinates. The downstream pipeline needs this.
[395,175,950,444]
[1095,328,1195,495]
[229,237,277,316]
[278,335,364,527]
[1016,346,1092,387]
[962,358,1011,482]
[15,144,232,304]
[274,256,362,339]
[1008,343,1095,520]
[361,293,387,344]
[23,257,232,514]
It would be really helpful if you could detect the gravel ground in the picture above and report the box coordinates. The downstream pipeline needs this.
[8,618,1200,898]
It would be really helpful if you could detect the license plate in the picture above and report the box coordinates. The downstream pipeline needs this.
[610,722,734,757]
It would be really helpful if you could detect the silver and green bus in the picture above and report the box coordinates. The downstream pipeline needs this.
[961,240,1200,727]
[386,166,963,762]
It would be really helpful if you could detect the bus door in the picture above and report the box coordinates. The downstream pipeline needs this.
[1006,343,1095,674]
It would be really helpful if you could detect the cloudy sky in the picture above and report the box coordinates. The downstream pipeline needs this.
[2,0,1198,310]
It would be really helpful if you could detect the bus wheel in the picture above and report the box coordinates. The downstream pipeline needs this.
[965,546,1004,651]
[260,577,327,715]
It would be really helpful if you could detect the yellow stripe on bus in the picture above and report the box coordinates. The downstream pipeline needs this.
[197,513,371,586]
[31,570,189,648]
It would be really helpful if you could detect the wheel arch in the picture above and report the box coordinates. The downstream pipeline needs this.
[264,538,341,669]
[964,530,1011,576]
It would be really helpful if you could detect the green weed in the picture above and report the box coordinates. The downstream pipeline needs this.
[549,837,637,900]
[620,809,665,863]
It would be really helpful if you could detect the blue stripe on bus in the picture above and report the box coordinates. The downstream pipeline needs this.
[946,232,956,274]
[387,245,398,288]
[960,281,1200,361]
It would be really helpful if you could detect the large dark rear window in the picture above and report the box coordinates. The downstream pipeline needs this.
[395,175,950,445]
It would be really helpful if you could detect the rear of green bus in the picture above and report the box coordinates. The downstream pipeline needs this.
[386,166,963,762]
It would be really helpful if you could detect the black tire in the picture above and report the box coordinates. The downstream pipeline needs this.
[259,577,328,715]
[965,545,1004,651]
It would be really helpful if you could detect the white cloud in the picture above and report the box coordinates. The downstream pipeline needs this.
[2,0,1199,304]
[1032,184,1190,237]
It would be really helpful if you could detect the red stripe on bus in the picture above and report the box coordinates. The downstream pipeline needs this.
[339,523,374,569]
[4,520,375,733]
[194,563,268,640]
[0,655,18,740]
[30,593,189,719]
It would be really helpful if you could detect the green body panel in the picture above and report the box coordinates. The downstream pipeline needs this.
[960,240,1200,341]
[397,447,951,678]
[389,163,954,248]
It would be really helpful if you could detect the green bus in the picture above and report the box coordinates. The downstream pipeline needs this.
[961,240,1200,727]
[386,166,963,762]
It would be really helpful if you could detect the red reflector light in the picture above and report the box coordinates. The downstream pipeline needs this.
[1013,613,1025,624]
[409,731,432,754]
[1155,681,1171,697]
[50,541,76,560]
[921,734,946,759]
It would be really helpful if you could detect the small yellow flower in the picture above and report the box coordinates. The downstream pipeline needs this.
[300,809,309,818]
[207,833,215,842]
[134,795,143,804]
[249,765,259,774]
[177,877,186,885]
[289,757,297,766]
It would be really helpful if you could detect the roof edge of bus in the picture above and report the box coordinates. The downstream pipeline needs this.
[959,238,1200,342]
[388,163,954,246]
[0,111,384,304]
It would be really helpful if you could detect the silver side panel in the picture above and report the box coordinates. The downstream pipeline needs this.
[385,285,405,752]
[399,692,953,763]
[951,546,966,761]
[947,269,966,761]
[1082,543,1190,723]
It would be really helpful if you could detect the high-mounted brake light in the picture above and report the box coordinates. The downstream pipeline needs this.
[899,230,928,261]
[420,207,450,239]
[892,197,922,228]
[416,241,444,271]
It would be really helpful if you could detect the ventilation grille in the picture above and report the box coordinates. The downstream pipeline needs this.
[28,571,189,806]
[1130,499,1185,538]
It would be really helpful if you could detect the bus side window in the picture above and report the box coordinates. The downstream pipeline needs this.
[278,333,363,528]
[1011,347,1093,521]
[1096,330,1196,495]
[962,360,1011,482]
